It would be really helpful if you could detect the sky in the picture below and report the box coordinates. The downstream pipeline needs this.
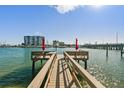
[0,5,124,45]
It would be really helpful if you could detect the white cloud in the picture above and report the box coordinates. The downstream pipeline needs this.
[53,5,81,14]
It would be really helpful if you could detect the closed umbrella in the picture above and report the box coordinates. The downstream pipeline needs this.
[42,37,45,51]
[76,38,78,50]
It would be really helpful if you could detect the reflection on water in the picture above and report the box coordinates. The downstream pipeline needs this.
[0,48,124,87]
[85,49,124,88]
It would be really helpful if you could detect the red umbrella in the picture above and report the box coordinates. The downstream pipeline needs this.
[42,37,45,51]
[76,38,78,50]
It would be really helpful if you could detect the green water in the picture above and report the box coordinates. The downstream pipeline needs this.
[0,48,124,88]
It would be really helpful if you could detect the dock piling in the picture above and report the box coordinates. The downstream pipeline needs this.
[41,59,42,65]
[121,43,123,57]
[106,43,108,57]
[32,61,35,77]
[78,60,79,63]
[84,61,87,70]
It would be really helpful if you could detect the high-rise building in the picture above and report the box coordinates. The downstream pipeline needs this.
[24,36,44,47]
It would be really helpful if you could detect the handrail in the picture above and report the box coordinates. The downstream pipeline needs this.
[28,53,56,88]
[66,51,89,60]
[44,54,57,87]
[64,51,105,88]
[31,51,54,60]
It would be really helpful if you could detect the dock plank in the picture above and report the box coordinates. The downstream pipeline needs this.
[47,58,58,88]
[46,54,78,88]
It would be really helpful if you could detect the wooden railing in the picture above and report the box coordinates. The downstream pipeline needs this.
[66,51,89,60]
[64,51,105,88]
[28,53,57,88]
[31,51,54,61]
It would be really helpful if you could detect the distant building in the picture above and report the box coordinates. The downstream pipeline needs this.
[59,41,65,47]
[24,36,44,47]
[53,40,65,48]
[53,40,59,47]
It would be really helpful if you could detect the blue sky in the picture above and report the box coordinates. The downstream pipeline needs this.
[0,5,124,45]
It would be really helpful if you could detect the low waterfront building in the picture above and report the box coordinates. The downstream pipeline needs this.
[53,40,65,48]
[59,41,65,47]
[53,40,59,48]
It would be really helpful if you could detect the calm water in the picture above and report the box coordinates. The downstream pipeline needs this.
[0,48,124,88]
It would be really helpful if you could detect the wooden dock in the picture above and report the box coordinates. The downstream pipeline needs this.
[28,51,105,88]
[83,43,124,57]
